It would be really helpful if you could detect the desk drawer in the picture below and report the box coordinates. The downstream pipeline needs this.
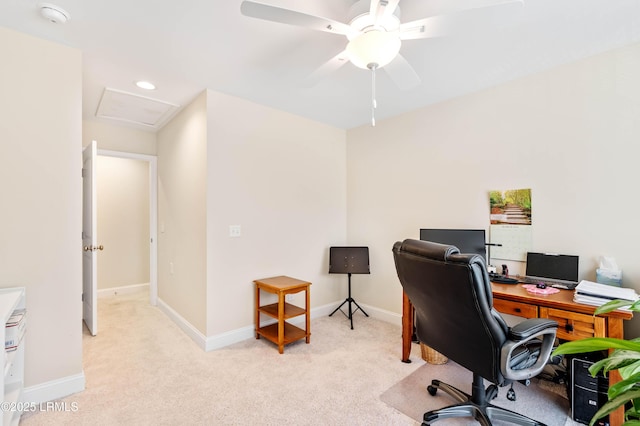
[540,307,606,340]
[493,299,538,319]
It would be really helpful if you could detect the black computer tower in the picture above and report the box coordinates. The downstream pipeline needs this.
[571,356,609,426]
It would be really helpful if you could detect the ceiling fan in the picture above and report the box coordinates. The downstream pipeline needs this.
[240,0,524,125]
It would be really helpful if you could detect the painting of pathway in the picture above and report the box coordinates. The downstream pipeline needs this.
[502,203,531,225]
[489,189,532,225]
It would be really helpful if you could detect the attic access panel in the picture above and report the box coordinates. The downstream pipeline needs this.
[96,88,179,129]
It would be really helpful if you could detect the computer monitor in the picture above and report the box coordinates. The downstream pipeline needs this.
[419,229,486,262]
[525,252,579,283]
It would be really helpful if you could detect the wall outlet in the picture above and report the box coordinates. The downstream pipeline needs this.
[285,294,295,303]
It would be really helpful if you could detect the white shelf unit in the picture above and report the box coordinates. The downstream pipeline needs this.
[0,287,26,426]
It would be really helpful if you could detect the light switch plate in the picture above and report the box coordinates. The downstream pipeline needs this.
[229,225,241,237]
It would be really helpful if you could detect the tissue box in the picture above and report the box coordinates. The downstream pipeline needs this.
[596,268,622,286]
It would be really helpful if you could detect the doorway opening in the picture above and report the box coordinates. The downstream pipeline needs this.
[83,146,158,336]
[97,150,158,307]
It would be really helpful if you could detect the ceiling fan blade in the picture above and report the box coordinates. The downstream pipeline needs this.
[370,0,400,25]
[399,0,524,40]
[369,0,379,17]
[383,54,421,91]
[241,1,356,37]
[302,50,350,88]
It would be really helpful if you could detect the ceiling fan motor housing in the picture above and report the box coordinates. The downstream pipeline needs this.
[348,0,401,34]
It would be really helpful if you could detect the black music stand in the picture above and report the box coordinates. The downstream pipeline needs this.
[328,246,370,329]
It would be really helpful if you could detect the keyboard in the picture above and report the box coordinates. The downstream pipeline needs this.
[490,274,519,284]
[519,277,578,290]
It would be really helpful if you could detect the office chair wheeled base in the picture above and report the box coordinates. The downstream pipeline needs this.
[423,374,546,426]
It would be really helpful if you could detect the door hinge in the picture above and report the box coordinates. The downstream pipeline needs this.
[81,293,84,302]
[81,168,86,178]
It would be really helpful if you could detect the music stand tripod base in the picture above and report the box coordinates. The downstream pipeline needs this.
[328,246,370,329]
[329,272,369,329]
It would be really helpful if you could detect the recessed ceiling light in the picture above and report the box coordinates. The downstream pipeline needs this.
[135,81,156,90]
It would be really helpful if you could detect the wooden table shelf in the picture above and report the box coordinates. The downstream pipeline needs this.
[254,276,311,354]
[259,302,306,320]
[257,322,307,346]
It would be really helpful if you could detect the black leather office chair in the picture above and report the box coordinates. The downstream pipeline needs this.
[392,239,558,426]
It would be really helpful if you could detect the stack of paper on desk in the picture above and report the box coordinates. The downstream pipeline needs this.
[574,280,639,309]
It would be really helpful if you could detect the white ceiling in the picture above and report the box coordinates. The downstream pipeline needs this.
[1,0,639,130]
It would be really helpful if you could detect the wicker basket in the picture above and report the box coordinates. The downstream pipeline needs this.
[420,343,448,364]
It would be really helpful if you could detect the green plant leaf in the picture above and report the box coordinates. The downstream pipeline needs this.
[590,354,640,377]
[553,338,640,356]
[608,373,640,399]
[620,359,640,379]
[594,299,636,315]
[628,399,640,422]
[590,389,640,425]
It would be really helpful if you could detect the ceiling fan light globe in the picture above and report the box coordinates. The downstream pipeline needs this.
[346,30,401,69]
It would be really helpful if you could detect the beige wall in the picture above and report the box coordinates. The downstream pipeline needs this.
[97,156,150,289]
[0,28,83,386]
[156,92,208,333]
[347,42,640,337]
[83,120,156,154]
[205,90,347,335]
[5,19,640,398]
[156,89,347,337]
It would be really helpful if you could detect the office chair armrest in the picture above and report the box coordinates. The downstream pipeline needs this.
[500,320,558,382]
[509,318,557,341]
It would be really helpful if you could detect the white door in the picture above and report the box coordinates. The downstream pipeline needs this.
[82,140,98,335]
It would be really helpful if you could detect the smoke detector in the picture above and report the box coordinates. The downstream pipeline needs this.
[39,3,70,24]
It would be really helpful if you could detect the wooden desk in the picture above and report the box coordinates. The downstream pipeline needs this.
[254,276,311,354]
[401,283,633,425]
[491,283,631,341]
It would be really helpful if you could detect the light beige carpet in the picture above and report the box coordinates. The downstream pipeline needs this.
[19,291,581,425]
[381,360,578,425]
[21,291,425,425]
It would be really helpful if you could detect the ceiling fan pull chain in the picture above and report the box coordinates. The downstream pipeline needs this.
[371,64,377,126]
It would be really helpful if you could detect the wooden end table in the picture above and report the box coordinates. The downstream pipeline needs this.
[254,276,311,354]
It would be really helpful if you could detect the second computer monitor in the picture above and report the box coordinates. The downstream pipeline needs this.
[419,229,486,262]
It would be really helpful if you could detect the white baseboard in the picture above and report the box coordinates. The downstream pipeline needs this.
[202,302,342,351]
[156,298,402,353]
[98,283,149,299]
[22,372,85,404]
[156,298,208,350]
[204,324,254,351]
[353,302,402,327]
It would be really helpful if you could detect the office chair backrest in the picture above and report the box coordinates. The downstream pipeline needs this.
[393,239,510,384]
